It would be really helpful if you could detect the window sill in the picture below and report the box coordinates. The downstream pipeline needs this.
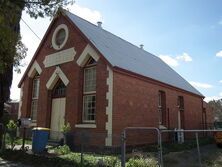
[159,125,167,129]
[75,124,96,128]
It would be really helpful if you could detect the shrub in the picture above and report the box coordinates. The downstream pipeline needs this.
[6,120,17,149]
[97,156,120,167]
[62,122,71,133]
[54,145,71,155]
[126,158,158,167]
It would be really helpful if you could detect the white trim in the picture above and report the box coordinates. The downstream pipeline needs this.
[46,66,69,90]
[105,66,113,146]
[52,24,69,50]
[28,61,42,78]
[43,47,76,68]
[76,44,100,67]
[75,124,97,128]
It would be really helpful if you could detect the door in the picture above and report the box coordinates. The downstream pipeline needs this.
[50,97,66,140]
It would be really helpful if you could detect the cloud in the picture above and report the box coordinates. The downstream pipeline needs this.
[205,92,222,102]
[176,53,192,62]
[159,55,179,67]
[216,51,222,57]
[219,19,222,25]
[219,80,222,83]
[159,52,192,67]
[205,96,222,102]
[189,81,213,89]
[67,4,103,24]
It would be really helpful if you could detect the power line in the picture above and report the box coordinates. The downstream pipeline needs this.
[21,18,41,41]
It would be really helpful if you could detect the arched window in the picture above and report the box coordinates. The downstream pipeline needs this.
[52,80,66,98]
[82,57,96,123]
[31,74,40,121]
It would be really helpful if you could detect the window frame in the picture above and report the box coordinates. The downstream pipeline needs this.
[31,75,40,121]
[82,57,97,123]
[158,90,166,125]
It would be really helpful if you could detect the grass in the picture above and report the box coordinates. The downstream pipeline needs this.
[0,146,159,167]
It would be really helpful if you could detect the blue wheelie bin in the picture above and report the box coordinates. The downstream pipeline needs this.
[32,127,50,153]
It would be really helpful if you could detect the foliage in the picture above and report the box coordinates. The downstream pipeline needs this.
[6,120,17,130]
[54,145,71,155]
[62,122,71,133]
[126,158,157,167]
[6,120,17,149]
[0,0,73,147]
[0,149,121,167]
[0,0,73,117]
[208,99,222,121]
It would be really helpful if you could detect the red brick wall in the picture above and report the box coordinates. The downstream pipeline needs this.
[112,69,203,145]
[20,15,109,145]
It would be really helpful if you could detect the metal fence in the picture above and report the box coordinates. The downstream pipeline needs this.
[120,128,222,167]
[1,124,222,167]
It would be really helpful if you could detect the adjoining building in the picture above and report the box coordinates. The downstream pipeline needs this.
[18,9,213,147]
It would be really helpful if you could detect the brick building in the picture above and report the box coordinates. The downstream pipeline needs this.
[18,9,212,146]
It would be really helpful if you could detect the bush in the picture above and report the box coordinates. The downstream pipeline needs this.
[126,158,158,167]
[97,156,120,167]
[62,122,71,133]
[54,145,71,155]
[6,120,17,149]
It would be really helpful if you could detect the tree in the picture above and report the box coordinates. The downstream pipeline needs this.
[0,0,73,148]
[208,99,222,121]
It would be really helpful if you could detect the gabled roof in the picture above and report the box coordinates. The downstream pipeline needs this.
[64,10,203,97]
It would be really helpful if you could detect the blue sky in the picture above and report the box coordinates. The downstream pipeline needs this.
[11,0,222,101]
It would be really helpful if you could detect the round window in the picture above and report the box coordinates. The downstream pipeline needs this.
[52,24,69,50]
[55,29,66,46]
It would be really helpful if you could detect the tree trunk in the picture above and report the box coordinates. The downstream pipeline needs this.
[0,0,24,148]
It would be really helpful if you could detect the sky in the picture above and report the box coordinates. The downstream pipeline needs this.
[11,0,222,102]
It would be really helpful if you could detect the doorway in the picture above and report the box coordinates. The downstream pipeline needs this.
[50,80,66,140]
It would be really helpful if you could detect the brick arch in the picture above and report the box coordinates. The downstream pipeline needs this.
[76,44,100,67]
[46,66,69,90]
[28,61,42,78]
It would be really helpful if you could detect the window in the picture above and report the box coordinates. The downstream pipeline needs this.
[178,96,184,110]
[83,57,96,123]
[31,75,40,121]
[158,91,166,125]
[55,29,66,46]
[52,80,66,98]
[51,24,69,50]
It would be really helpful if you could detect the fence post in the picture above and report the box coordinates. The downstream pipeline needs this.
[121,131,126,167]
[195,132,202,167]
[158,129,163,167]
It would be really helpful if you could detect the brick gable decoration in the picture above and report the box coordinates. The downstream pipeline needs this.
[18,9,212,147]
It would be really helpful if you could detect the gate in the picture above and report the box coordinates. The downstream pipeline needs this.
[121,127,163,167]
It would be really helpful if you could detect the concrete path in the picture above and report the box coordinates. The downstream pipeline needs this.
[0,158,32,167]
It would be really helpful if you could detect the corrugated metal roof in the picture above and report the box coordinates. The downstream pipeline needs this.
[65,10,203,97]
